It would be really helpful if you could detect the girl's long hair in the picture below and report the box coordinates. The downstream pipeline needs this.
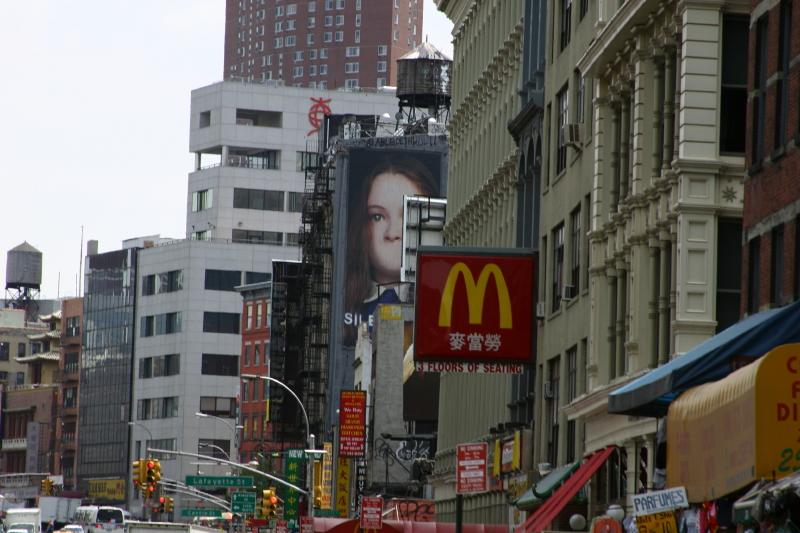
[343,155,438,344]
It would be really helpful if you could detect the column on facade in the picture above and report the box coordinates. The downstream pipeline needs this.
[610,98,622,212]
[661,47,676,173]
[625,440,638,498]
[650,53,664,180]
[658,234,670,364]
[649,238,661,368]
[615,258,627,377]
[618,88,631,201]
[221,145,230,167]
[669,228,678,357]
[607,266,618,380]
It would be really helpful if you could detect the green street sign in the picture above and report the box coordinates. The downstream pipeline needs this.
[231,491,256,513]
[185,475,254,488]
[181,509,223,518]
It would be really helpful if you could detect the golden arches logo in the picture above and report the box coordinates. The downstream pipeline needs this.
[438,262,512,329]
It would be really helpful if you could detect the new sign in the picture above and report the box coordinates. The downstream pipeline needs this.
[339,390,367,457]
[360,497,383,530]
[456,442,488,494]
[415,249,536,364]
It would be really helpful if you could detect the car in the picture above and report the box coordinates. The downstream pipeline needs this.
[60,525,85,533]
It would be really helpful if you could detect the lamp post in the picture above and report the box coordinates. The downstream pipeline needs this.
[198,442,231,460]
[128,421,154,454]
[194,412,242,462]
[241,374,324,518]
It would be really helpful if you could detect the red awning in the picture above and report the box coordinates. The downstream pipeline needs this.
[516,446,617,533]
[313,518,507,533]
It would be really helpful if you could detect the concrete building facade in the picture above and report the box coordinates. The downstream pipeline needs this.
[741,0,800,314]
[565,0,748,512]
[432,0,524,524]
[224,0,423,89]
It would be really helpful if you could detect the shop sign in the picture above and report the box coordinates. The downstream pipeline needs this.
[456,442,488,494]
[87,478,125,501]
[275,520,288,533]
[360,497,383,530]
[336,458,351,518]
[635,511,678,533]
[299,517,313,533]
[414,250,536,364]
[631,487,688,516]
[321,442,334,509]
[339,390,366,457]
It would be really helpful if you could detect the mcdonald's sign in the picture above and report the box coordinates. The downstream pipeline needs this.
[414,248,536,364]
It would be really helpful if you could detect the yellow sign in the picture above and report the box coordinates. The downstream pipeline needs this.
[379,304,402,321]
[87,478,125,501]
[320,442,333,509]
[438,263,512,328]
[636,511,678,533]
[668,343,800,501]
[335,457,351,518]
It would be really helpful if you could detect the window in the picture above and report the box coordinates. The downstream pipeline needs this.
[556,85,569,174]
[335,15,344,25]
[579,0,588,19]
[254,343,261,366]
[355,14,361,26]
[192,230,208,241]
[566,346,578,462]
[139,354,180,378]
[17,342,26,357]
[234,188,285,211]
[288,191,306,212]
[320,48,328,59]
[199,397,236,418]
[552,224,565,312]
[205,269,242,291]
[66,316,80,337]
[335,31,344,42]
[719,15,748,154]
[287,3,297,15]
[377,61,387,72]
[199,111,211,128]
[377,78,386,88]
[336,0,344,8]
[771,225,785,304]
[285,35,296,47]
[345,62,359,73]
[244,344,251,367]
[201,354,239,376]
[140,315,155,337]
[232,229,283,245]
[296,151,318,172]
[325,0,333,8]
[377,45,388,56]
[324,15,333,26]
[191,189,213,213]
[716,218,742,332]
[354,29,360,43]
[142,270,183,295]
[345,79,358,89]
[246,271,271,284]
[324,32,332,43]
[546,357,560,466]
[286,233,301,246]
[0,342,8,362]
[308,1,316,11]
[774,1,792,150]
[307,33,314,45]
[274,37,284,48]
[748,237,760,314]
[570,206,581,290]
[560,0,572,50]
[276,5,284,16]
[294,51,304,62]
[751,16,768,164]
[308,16,316,28]
[137,397,179,420]
[575,71,584,124]
[155,312,181,335]
[203,312,241,334]
[309,49,317,60]
[356,0,361,8]
[275,21,283,33]
[256,303,263,328]
[320,64,328,75]
[293,66,303,77]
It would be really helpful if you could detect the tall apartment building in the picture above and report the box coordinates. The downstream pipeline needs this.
[56,297,82,492]
[741,0,799,315]
[432,0,524,525]
[125,81,398,515]
[224,0,423,89]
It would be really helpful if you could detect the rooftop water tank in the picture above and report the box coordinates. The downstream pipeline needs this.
[6,241,42,289]
[396,41,452,110]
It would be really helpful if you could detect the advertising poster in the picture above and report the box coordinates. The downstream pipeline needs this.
[338,390,367,457]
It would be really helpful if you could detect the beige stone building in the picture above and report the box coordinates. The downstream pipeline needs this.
[432,0,524,524]
[564,0,748,510]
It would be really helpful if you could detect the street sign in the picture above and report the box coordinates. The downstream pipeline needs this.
[360,496,383,530]
[231,491,256,513]
[275,520,288,533]
[185,475,253,488]
[631,487,688,516]
[181,509,223,518]
[300,517,314,533]
[456,442,488,494]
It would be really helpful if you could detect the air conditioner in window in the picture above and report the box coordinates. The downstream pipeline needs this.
[562,284,576,302]
[543,380,554,399]
[559,123,582,149]
[536,301,546,319]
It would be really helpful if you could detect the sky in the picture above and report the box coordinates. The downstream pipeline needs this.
[0,1,454,300]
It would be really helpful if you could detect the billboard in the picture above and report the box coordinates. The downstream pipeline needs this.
[414,248,536,364]
[338,390,367,457]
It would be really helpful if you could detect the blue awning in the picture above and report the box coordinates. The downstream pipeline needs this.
[608,299,800,417]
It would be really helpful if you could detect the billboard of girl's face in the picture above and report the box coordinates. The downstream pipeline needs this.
[342,148,444,345]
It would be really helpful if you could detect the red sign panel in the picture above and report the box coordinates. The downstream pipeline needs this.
[415,250,536,363]
[360,496,384,530]
[299,517,314,533]
[275,520,288,533]
[338,390,367,457]
[456,442,488,494]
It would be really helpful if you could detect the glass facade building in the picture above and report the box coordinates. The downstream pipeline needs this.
[77,248,138,496]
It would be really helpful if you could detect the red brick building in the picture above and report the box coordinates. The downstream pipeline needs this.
[742,0,800,314]
[56,297,82,492]
[224,0,423,89]
[237,282,274,462]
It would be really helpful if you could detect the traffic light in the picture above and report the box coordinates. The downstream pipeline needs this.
[165,497,174,513]
[158,496,166,513]
[314,485,323,508]
[131,459,146,491]
[261,488,278,518]
[145,459,161,496]
[40,478,53,495]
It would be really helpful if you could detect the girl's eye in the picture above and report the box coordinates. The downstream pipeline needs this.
[370,213,384,222]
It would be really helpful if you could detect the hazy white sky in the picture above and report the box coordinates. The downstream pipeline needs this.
[0,1,453,300]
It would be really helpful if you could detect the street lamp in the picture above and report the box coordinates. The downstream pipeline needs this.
[241,373,326,518]
[128,421,154,452]
[194,412,243,461]
[198,442,230,460]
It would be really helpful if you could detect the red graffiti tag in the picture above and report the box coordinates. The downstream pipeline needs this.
[308,97,332,136]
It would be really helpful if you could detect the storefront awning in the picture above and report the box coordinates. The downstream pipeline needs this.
[514,463,578,511]
[608,299,800,417]
[516,446,616,533]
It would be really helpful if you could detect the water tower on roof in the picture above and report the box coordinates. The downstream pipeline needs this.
[395,41,452,133]
[5,241,42,321]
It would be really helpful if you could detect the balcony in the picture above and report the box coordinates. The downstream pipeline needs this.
[1,437,27,451]
[60,433,76,451]
[57,367,80,382]
[61,403,78,417]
